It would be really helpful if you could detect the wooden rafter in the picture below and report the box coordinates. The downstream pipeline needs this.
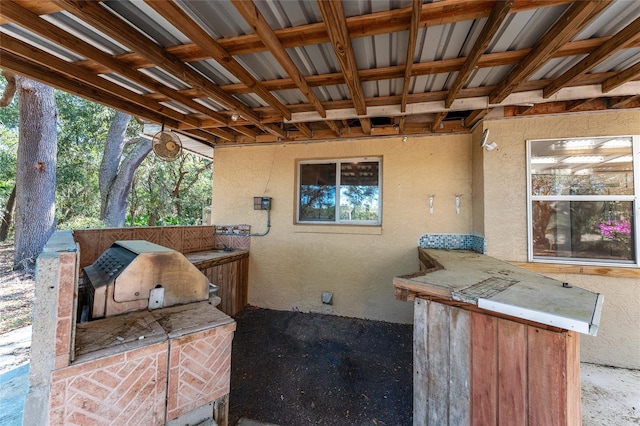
[602,61,640,93]
[294,122,313,138]
[489,0,612,104]
[463,109,491,128]
[0,50,181,130]
[610,95,640,109]
[227,125,260,139]
[543,15,640,98]
[262,123,287,139]
[325,120,342,135]
[3,1,576,51]
[213,37,640,96]
[0,33,222,134]
[444,0,514,108]
[566,98,596,111]
[359,117,372,135]
[54,0,262,124]
[317,0,367,116]
[0,0,230,127]
[232,0,326,119]
[179,129,218,146]
[401,0,422,113]
[432,112,448,131]
[144,0,292,121]
[398,116,406,133]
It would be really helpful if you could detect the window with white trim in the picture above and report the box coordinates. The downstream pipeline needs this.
[527,136,639,266]
[297,158,381,225]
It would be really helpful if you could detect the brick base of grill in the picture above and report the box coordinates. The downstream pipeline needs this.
[25,231,236,426]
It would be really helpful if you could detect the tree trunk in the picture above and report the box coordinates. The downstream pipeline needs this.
[14,77,57,269]
[0,184,16,241]
[99,111,151,227]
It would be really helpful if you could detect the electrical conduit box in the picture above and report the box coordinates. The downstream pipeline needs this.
[254,196,271,210]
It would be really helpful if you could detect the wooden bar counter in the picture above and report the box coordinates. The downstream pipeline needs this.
[394,249,603,426]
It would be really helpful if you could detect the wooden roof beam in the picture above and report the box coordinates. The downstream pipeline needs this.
[0,51,180,129]
[602,61,640,93]
[0,33,215,133]
[317,0,367,116]
[431,111,448,131]
[228,125,261,139]
[566,98,596,111]
[144,0,292,121]
[178,129,218,146]
[444,0,514,108]
[325,120,342,135]
[543,15,640,98]
[463,108,491,128]
[489,0,612,104]
[609,95,640,109]
[398,116,406,133]
[262,123,287,139]
[401,0,422,113]
[359,117,372,135]
[294,122,313,138]
[5,1,575,54]
[0,0,231,127]
[215,37,640,96]
[232,0,326,119]
[54,0,262,125]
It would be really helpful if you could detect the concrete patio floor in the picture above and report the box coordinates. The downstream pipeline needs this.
[1,323,639,425]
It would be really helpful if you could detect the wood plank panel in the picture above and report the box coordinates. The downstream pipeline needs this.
[497,319,527,426]
[566,332,582,426]
[199,258,248,317]
[413,298,429,426]
[527,327,568,426]
[471,312,498,425]
[427,301,450,424]
[449,307,471,426]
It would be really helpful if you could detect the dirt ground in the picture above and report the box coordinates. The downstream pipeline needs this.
[0,243,33,334]
[229,306,414,426]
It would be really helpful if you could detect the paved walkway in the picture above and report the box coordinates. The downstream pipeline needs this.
[1,326,639,425]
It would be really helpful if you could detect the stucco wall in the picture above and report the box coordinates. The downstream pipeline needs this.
[480,109,640,369]
[211,135,472,324]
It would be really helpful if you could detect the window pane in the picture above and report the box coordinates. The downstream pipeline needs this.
[532,200,635,262]
[530,137,634,196]
[299,163,336,221]
[339,162,379,221]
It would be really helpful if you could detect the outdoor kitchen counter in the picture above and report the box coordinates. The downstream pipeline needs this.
[393,248,603,336]
[74,300,234,362]
[185,249,249,269]
[186,249,249,316]
[394,248,603,425]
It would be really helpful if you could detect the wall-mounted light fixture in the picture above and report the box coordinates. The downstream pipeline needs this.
[455,194,462,214]
[480,129,498,151]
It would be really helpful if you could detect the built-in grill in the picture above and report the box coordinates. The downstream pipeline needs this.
[80,240,209,321]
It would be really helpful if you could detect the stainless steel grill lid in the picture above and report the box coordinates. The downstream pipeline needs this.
[81,240,209,320]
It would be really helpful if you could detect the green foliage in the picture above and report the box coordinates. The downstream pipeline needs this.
[0,77,212,231]
[129,152,212,226]
[0,76,18,237]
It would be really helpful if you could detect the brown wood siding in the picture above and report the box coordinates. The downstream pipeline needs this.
[199,257,248,316]
[414,298,581,425]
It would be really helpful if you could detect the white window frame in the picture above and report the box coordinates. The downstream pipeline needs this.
[526,135,640,268]
[296,157,382,225]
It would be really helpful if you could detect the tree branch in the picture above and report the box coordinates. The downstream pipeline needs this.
[0,71,17,107]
